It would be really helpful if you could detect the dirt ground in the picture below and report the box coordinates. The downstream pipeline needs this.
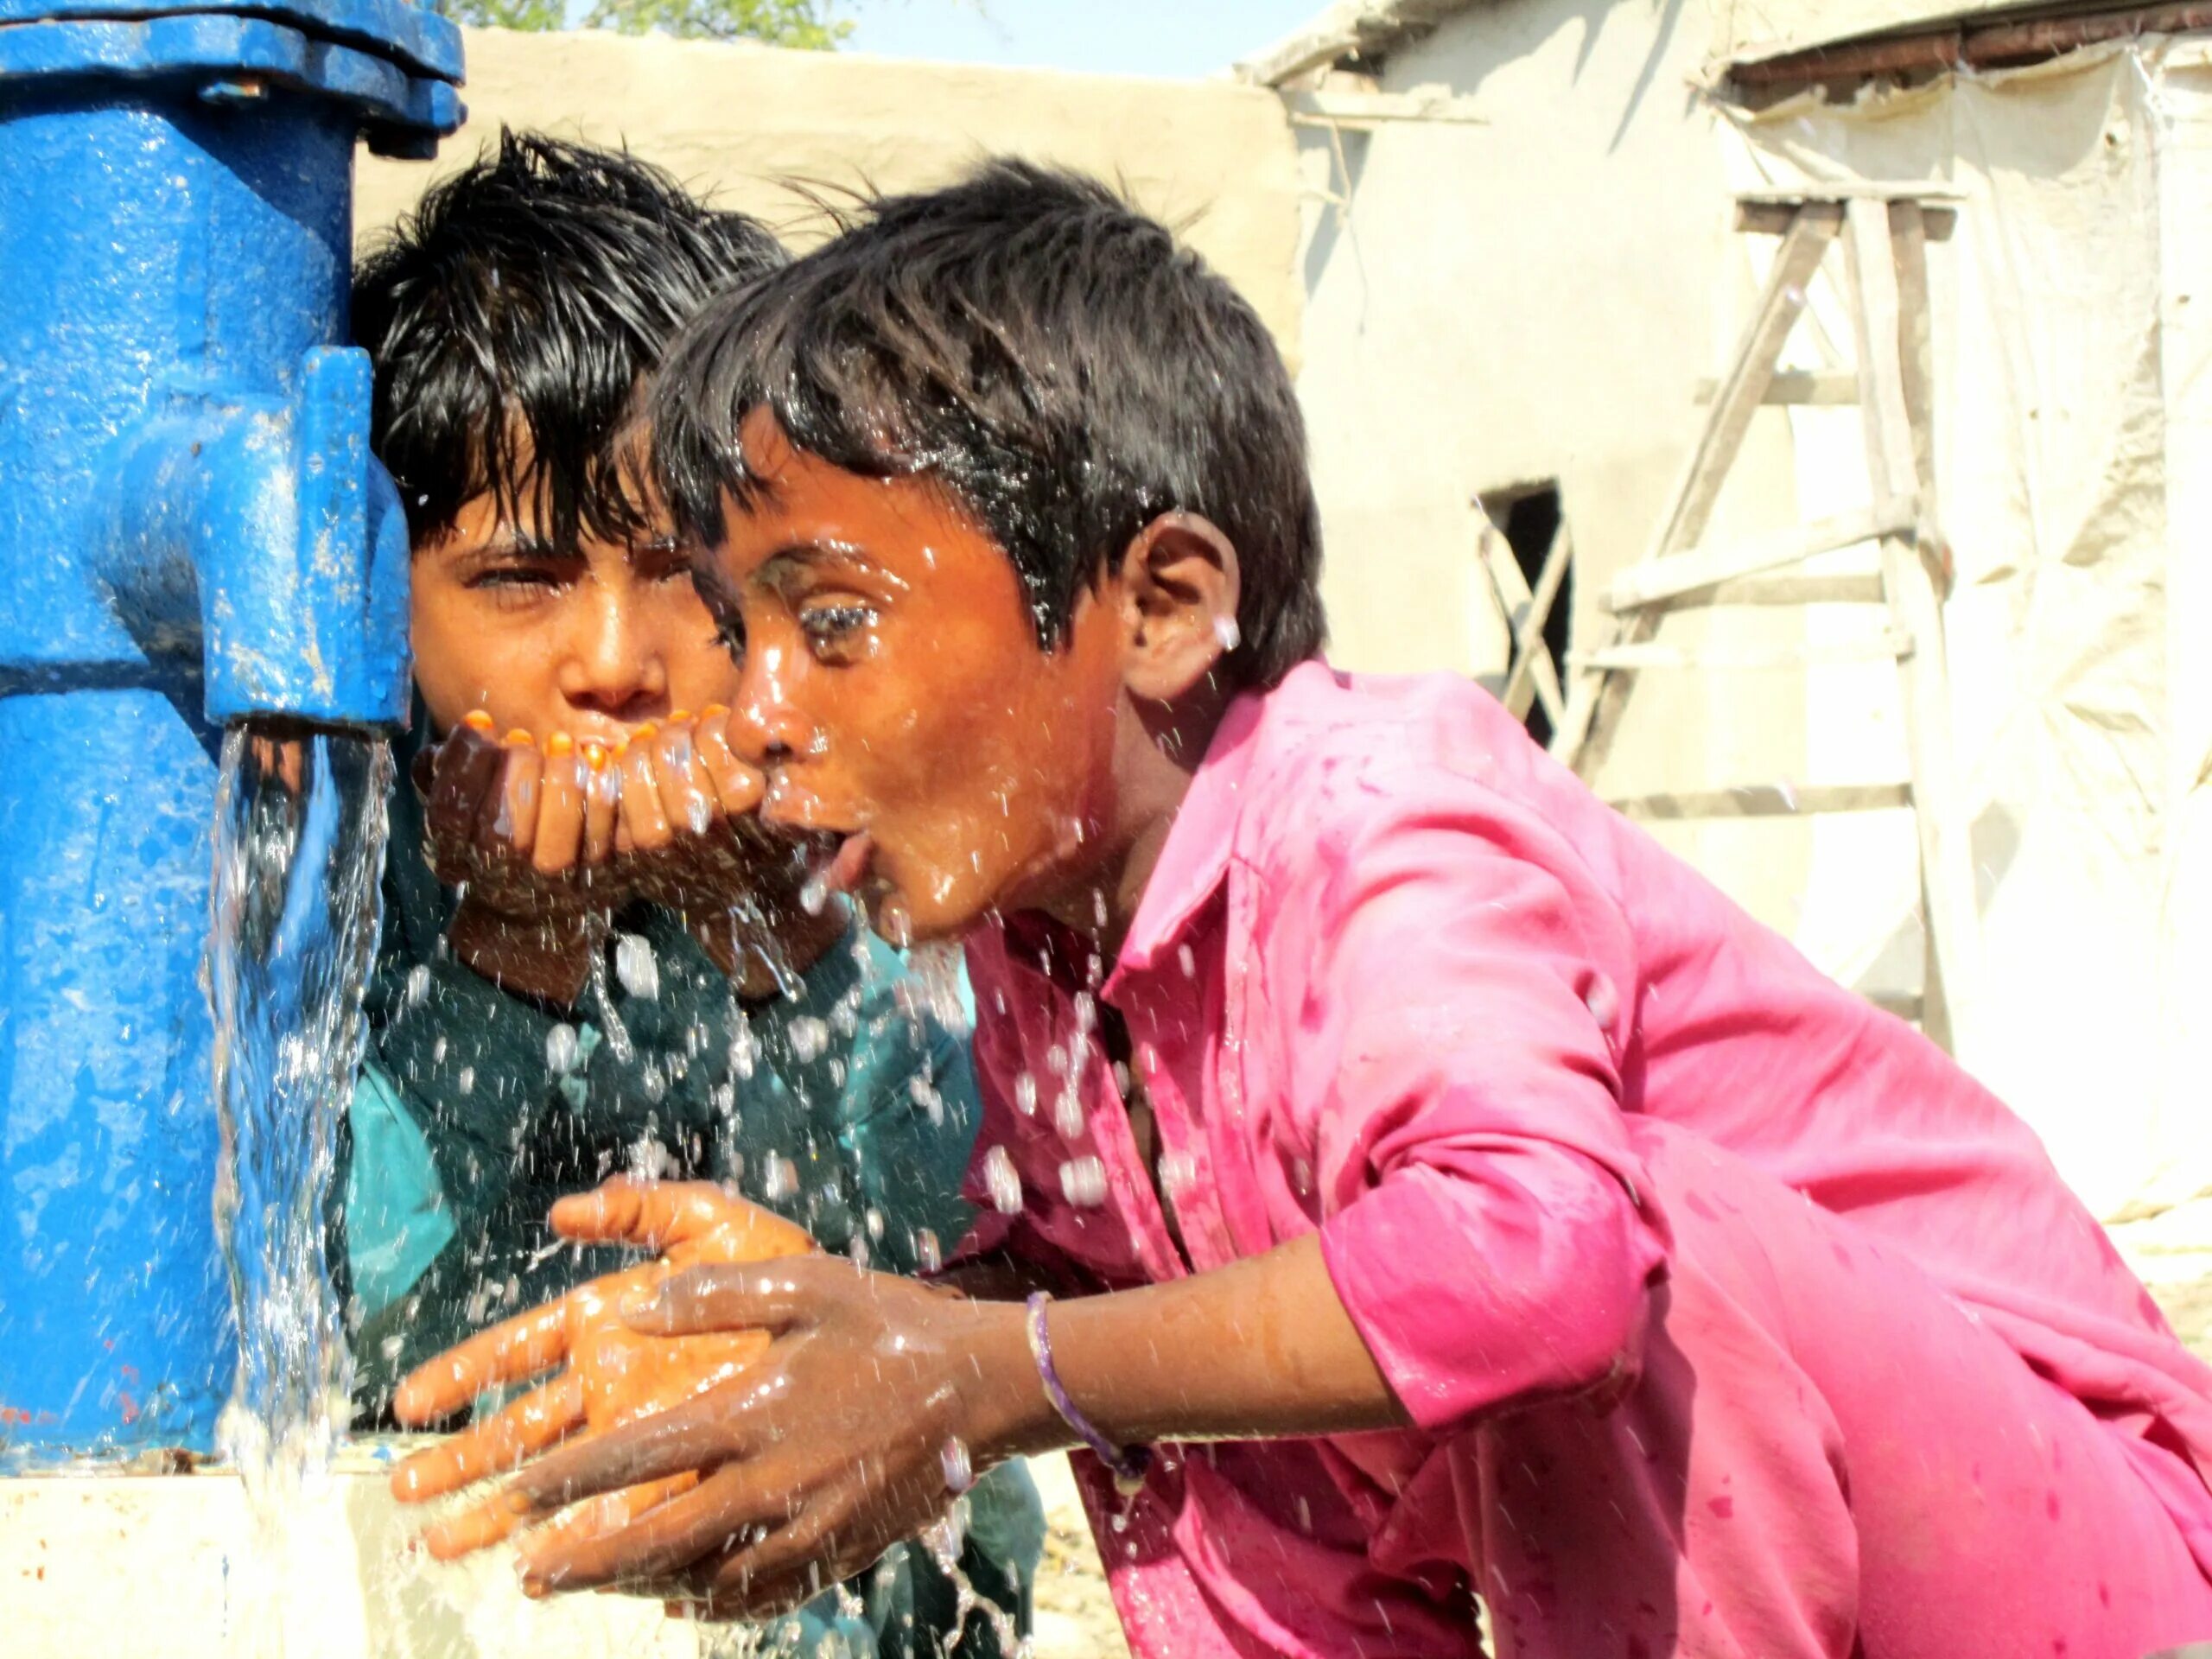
[1026,1455,1130,1659]
[2152,1277,2212,1359]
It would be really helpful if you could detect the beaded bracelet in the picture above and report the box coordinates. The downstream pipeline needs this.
[1024,1291,1152,1494]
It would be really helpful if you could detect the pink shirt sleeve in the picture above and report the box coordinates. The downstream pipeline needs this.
[1268,761,1672,1433]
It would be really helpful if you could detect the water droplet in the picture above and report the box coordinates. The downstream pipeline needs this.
[940,1437,975,1495]
[1058,1156,1108,1208]
[613,933,659,1001]
[982,1146,1023,1214]
[544,1022,579,1074]
[1212,613,1242,652]
[910,1074,946,1126]
[404,963,431,1007]
[789,1015,830,1063]
[1014,1074,1039,1116]
[456,1066,475,1096]
[761,1154,799,1202]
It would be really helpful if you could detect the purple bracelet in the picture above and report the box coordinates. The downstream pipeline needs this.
[1025,1292,1152,1494]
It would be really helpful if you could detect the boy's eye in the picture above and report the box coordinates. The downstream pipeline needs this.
[797,601,876,655]
[467,565,563,603]
[638,541,696,583]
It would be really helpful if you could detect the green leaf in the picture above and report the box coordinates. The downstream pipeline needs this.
[436,0,851,48]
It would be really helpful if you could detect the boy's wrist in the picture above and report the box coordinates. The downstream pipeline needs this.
[447,899,600,1003]
[959,1295,1070,1466]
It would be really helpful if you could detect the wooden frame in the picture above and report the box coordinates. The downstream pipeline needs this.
[1548,188,1980,1052]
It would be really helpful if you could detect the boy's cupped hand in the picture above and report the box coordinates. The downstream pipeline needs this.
[421,709,767,906]
[600,707,779,916]
[388,1178,816,1565]
[429,1252,1037,1623]
[418,709,770,993]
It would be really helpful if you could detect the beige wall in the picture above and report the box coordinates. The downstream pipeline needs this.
[1291,0,1809,922]
[1719,37,2212,1221]
[356,28,1305,354]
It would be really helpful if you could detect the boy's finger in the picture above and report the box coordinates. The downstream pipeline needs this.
[483,733,543,861]
[419,1486,540,1562]
[508,1378,768,1516]
[391,1296,575,1427]
[534,734,586,877]
[524,1474,698,1563]
[694,707,765,822]
[580,738,620,866]
[652,719,718,842]
[521,1460,779,1597]
[426,720,503,861]
[623,1261,820,1340]
[618,726,672,854]
[692,1496,849,1622]
[502,1478,702,1590]
[550,1179,814,1258]
[391,1371,588,1508]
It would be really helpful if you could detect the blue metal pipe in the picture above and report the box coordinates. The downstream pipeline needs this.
[0,0,460,1462]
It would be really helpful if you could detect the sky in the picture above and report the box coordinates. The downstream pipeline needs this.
[839,0,1328,80]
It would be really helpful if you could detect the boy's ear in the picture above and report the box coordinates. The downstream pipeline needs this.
[1116,512,1243,703]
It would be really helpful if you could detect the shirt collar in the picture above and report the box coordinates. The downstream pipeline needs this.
[1110,683,1271,979]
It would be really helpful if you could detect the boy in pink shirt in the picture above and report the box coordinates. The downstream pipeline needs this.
[431,162,2212,1657]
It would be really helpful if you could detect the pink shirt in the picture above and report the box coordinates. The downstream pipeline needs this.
[960,664,2212,1655]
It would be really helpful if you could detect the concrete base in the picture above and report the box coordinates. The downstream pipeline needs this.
[0,1439,703,1657]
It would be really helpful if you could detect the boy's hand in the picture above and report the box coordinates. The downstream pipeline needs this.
[611,707,776,914]
[419,714,628,1000]
[481,1259,1043,1621]
[389,1179,816,1562]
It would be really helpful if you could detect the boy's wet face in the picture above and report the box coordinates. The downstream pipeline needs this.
[410,488,741,746]
[702,412,1124,945]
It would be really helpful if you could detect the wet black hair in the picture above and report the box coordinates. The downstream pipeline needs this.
[353,129,787,553]
[648,158,1327,690]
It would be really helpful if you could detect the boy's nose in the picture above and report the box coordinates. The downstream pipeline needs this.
[727,645,814,766]
[557,594,666,718]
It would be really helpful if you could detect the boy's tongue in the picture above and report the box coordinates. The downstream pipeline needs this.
[822,830,876,896]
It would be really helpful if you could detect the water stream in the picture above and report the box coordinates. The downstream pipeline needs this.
[207,721,392,1655]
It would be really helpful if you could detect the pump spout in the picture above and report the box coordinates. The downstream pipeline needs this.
[105,347,412,728]
[0,0,459,1465]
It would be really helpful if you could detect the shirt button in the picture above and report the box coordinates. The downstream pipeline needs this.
[1583,974,1619,1030]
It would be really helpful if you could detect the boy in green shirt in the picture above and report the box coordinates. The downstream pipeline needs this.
[344,131,1038,1656]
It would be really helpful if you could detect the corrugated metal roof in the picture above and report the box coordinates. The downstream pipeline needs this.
[1236,0,2171,84]
[1718,0,2146,64]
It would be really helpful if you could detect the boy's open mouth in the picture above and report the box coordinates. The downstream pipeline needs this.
[810,830,877,899]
